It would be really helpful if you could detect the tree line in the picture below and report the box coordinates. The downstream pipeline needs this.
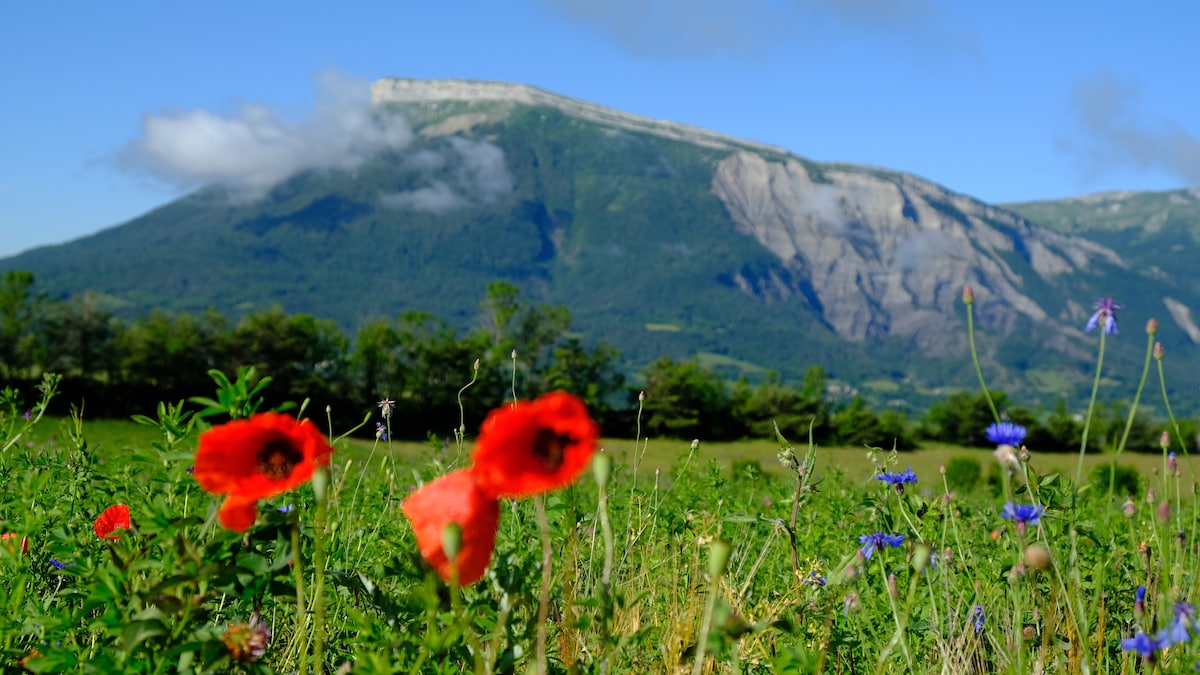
[0,271,1189,451]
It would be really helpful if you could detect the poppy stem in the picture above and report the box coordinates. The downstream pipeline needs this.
[535,495,553,675]
[291,520,309,675]
[312,466,330,675]
[1110,330,1154,499]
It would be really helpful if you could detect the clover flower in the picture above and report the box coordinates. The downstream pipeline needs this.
[222,612,272,663]
[985,422,1026,448]
[858,532,905,560]
[1086,297,1120,335]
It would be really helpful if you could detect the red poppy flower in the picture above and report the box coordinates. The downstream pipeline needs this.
[193,413,334,532]
[94,504,132,540]
[1,532,28,555]
[470,391,599,499]
[401,469,499,585]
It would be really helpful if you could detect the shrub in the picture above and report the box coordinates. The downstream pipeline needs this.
[1090,463,1141,497]
[944,456,982,492]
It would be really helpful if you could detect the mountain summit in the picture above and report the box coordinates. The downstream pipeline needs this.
[3,78,1192,407]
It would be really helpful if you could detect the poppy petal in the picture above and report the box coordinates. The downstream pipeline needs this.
[218,496,261,533]
[401,469,499,585]
[194,413,334,500]
[94,504,132,540]
[471,391,599,499]
[1,533,28,555]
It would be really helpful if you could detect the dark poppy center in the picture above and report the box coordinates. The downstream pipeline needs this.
[532,430,570,471]
[257,438,303,480]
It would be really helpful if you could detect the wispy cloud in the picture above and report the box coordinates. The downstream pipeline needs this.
[538,0,970,58]
[1065,72,1200,186]
[379,137,514,212]
[118,70,413,196]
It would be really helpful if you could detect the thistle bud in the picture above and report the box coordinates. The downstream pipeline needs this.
[1161,431,1172,451]
[690,438,700,451]
[887,573,898,599]
[473,358,481,371]
[1024,544,1052,572]
[1147,318,1158,335]
[511,349,517,360]
[638,391,645,402]
[963,284,975,305]
[1122,500,1137,517]
[1154,342,1165,360]
[441,522,463,564]
[911,542,932,573]
[592,452,612,490]
[1169,451,1178,474]
[707,539,732,578]
[1157,501,1171,522]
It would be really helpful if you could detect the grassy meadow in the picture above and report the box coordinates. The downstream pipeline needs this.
[5,296,1200,674]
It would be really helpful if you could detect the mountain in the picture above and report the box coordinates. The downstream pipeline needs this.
[4,79,1196,411]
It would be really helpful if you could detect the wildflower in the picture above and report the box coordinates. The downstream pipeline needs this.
[22,409,31,420]
[962,284,974,305]
[1169,451,1178,474]
[875,466,918,492]
[375,422,388,441]
[1147,318,1158,335]
[277,504,294,514]
[843,592,860,615]
[94,504,132,540]
[1162,603,1195,647]
[401,469,500,585]
[1085,297,1120,334]
[1155,342,1164,360]
[193,413,334,532]
[50,558,67,570]
[470,391,599,499]
[222,612,272,663]
[972,605,985,634]
[1,533,28,555]
[1001,502,1043,529]
[1121,632,1161,659]
[993,444,1020,475]
[1135,586,1146,617]
[377,398,394,419]
[858,532,905,560]
[1024,544,1051,571]
[985,422,1027,447]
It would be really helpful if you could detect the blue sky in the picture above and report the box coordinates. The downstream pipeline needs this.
[3,1,1199,258]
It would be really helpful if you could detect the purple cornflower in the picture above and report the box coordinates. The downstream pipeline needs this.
[858,532,905,560]
[1122,632,1161,659]
[972,605,985,634]
[1002,502,1044,536]
[1163,603,1195,647]
[875,466,917,492]
[1086,298,1120,335]
[1001,502,1044,526]
[985,422,1026,447]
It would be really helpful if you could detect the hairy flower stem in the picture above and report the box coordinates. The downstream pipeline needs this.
[535,496,553,675]
[1110,332,1154,499]
[1075,328,1108,489]
[1157,360,1190,459]
[966,301,1001,424]
[691,541,730,675]
[312,467,330,675]
[455,360,480,452]
[874,556,913,673]
[291,521,309,675]
[597,467,615,675]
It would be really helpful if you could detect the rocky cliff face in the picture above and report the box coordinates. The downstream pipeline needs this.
[711,151,1128,348]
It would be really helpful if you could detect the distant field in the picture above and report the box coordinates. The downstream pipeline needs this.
[24,416,1194,488]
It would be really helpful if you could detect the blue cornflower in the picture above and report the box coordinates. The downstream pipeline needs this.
[1001,502,1044,527]
[858,532,905,560]
[972,605,985,634]
[875,466,918,491]
[1162,603,1195,647]
[1122,632,1161,658]
[801,570,826,587]
[1086,297,1120,335]
[50,558,67,570]
[1135,585,1147,615]
[277,504,294,514]
[375,422,388,441]
[985,422,1027,447]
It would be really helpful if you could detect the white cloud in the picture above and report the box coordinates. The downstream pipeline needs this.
[119,70,414,196]
[380,137,514,213]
